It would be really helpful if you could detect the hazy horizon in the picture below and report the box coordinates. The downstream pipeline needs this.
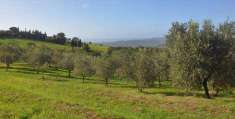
[0,0,234,42]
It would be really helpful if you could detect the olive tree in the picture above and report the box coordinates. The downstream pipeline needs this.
[111,49,136,80]
[60,52,75,78]
[166,20,234,98]
[95,56,117,86]
[153,49,170,87]
[51,49,64,69]
[74,55,95,83]
[134,48,157,92]
[25,45,52,74]
[0,43,21,71]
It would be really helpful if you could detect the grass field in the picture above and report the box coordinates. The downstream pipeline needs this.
[0,39,68,50]
[0,39,109,53]
[0,63,235,119]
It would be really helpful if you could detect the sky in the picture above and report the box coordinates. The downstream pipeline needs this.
[0,0,234,42]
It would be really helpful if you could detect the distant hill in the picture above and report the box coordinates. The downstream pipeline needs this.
[101,37,165,48]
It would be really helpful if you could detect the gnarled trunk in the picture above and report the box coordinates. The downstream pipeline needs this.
[82,74,85,83]
[5,56,10,71]
[138,87,143,92]
[68,70,71,78]
[203,78,210,98]
[136,79,143,92]
[5,63,10,71]
[158,78,161,87]
[202,73,212,99]
[105,78,109,86]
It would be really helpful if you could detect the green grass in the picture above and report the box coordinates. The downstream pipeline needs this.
[0,63,235,119]
[89,43,109,53]
[0,39,69,50]
[0,39,108,53]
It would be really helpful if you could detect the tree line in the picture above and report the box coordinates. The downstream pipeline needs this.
[0,20,234,99]
[0,27,83,47]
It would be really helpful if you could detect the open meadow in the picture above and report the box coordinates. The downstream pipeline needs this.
[0,62,235,119]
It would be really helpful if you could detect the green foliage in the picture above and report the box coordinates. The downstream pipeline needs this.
[135,48,158,92]
[95,56,117,86]
[82,43,91,52]
[166,20,235,98]
[0,43,22,71]
[60,52,75,77]
[51,49,64,69]
[24,45,52,73]
[74,54,95,83]
[111,49,136,80]
[71,37,82,48]
[153,48,170,87]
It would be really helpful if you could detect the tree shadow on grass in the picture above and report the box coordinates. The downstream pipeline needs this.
[35,72,79,82]
[13,69,38,75]
[221,97,235,103]
[8,66,54,74]
[46,73,76,79]
[39,77,70,82]
[141,90,205,98]
[109,83,136,89]
[81,79,106,85]
[0,66,6,69]
[82,79,137,89]
[2,66,77,82]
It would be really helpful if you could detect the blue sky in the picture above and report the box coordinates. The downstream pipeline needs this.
[0,0,234,42]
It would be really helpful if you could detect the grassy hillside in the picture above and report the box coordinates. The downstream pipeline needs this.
[88,43,109,53]
[0,38,235,119]
[0,63,235,119]
[0,39,109,53]
[0,39,68,50]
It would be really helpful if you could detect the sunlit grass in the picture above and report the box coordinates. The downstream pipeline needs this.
[88,43,109,53]
[0,63,235,119]
[0,39,69,50]
[0,39,108,54]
